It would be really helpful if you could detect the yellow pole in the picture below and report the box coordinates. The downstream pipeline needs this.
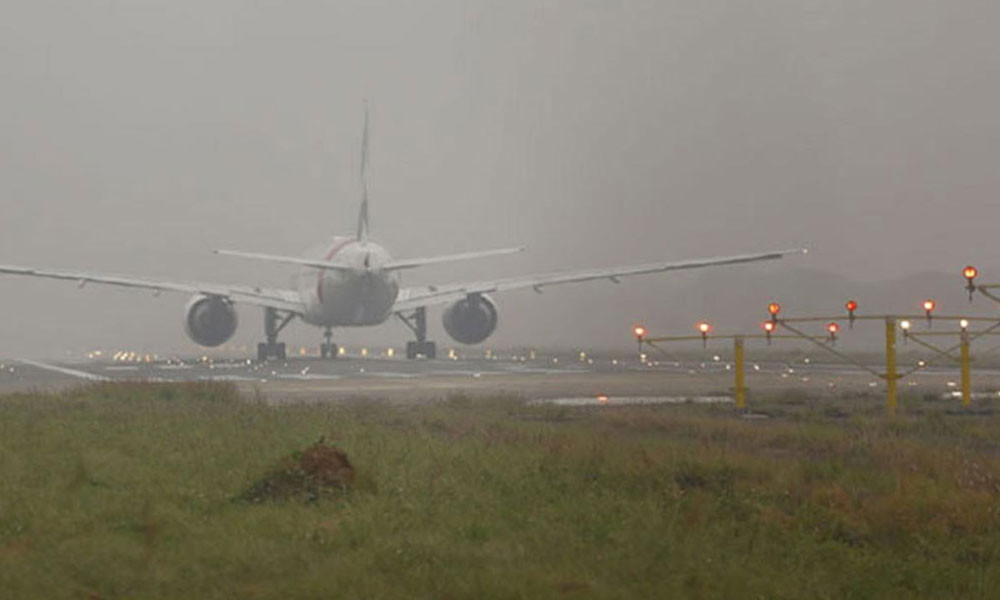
[885,317,897,417]
[734,336,746,410]
[961,329,971,407]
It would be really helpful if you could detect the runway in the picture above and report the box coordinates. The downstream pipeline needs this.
[3,352,999,405]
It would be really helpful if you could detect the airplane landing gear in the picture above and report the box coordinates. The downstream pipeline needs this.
[397,306,436,359]
[406,339,435,360]
[320,327,339,359]
[258,307,294,361]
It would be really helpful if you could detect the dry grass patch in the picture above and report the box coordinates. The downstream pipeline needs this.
[240,438,355,502]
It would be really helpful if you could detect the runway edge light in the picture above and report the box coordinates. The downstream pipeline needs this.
[826,322,840,343]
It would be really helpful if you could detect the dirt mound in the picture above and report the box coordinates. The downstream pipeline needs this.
[241,438,355,502]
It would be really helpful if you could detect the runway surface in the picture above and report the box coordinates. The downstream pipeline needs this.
[3,352,999,405]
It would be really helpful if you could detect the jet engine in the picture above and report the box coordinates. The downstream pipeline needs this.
[442,293,498,345]
[183,295,238,347]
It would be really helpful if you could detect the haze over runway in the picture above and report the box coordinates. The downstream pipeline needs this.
[1,1,999,358]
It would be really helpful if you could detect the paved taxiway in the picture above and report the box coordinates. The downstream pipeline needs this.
[3,353,1000,405]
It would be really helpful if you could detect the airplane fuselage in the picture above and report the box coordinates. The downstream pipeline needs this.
[297,236,400,327]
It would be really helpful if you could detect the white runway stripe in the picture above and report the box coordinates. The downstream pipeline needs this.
[531,396,734,407]
[18,359,110,382]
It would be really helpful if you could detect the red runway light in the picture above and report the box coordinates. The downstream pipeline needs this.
[845,299,858,328]
[964,266,979,301]
[826,322,840,343]
[767,302,781,317]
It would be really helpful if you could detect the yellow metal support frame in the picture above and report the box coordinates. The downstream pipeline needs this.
[885,317,897,417]
[644,333,824,413]
[770,312,992,416]
[961,329,971,407]
[641,305,993,417]
[734,336,746,410]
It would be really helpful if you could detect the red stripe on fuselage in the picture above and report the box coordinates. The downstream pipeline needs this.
[316,239,355,304]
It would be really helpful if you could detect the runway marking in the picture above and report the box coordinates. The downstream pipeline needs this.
[532,396,734,407]
[277,374,343,381]
[18,359,110,382]
[362,372,420,379]
[421,370,507,377]
[505,367,590,375]
[506,366,590,374]
[198,375,260,382]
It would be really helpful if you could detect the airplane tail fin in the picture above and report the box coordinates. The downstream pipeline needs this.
[356,103,371,242]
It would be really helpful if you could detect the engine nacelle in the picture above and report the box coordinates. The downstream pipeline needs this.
[183,295,238,347]
[442,294,498,345]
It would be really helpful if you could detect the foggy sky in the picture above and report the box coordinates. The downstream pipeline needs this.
[1,1,999,358]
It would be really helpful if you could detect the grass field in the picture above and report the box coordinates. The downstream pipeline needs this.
[2,383,1000,599]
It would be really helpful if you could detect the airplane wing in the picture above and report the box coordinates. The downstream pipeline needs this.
[393,248,807,312]
[0,264,306,314]
[212,249,355,273]
[383,246,525,270]
[213,246,525,272]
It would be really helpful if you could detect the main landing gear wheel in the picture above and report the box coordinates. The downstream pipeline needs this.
[319,327,339,359]
[258,307,295,361]
[258,342,286,361]
[397,306,437,359]
[406,341,436,359]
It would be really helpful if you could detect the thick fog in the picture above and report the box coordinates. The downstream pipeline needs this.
[1,1,999,358]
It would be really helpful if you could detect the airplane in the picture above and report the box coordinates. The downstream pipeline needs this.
[0,111,806,361]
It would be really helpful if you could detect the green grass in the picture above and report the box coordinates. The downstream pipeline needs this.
[2,383,1000,598]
